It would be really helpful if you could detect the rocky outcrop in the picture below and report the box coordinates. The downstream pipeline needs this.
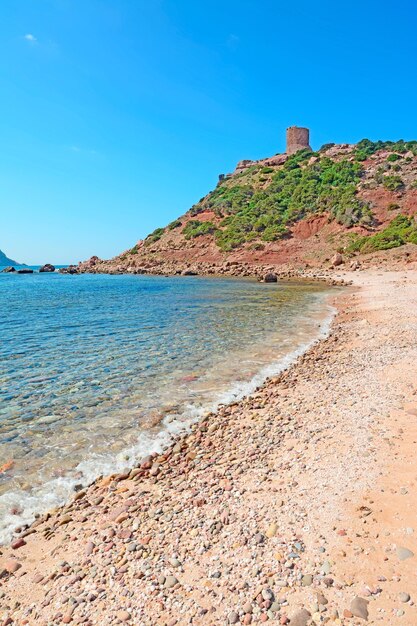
[1,266,16,273]
[39,264,55,273]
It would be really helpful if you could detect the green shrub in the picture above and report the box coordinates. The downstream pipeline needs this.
[145,227,165,245]
[260,166,274,174]
[387,153,401,162]
[387,203,400,211]
[383,175,404,191]
[182,220,217,239]
[168,219,182,230]
[346,215,417,253]
[130,245,138,254]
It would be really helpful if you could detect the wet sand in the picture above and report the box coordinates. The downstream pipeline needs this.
[1,269,417,625]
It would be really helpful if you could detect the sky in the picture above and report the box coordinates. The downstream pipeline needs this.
[1,0,417,264]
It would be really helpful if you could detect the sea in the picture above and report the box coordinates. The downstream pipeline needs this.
[0,267,335,543]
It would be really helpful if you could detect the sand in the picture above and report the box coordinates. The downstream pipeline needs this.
[1,268,417,625]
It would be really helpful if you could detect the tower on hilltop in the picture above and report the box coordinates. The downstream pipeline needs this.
[286,126,311,154]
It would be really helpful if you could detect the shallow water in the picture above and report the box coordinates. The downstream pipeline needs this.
[0,272,334,543]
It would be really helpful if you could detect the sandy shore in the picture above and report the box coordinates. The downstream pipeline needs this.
[1,269,417,625]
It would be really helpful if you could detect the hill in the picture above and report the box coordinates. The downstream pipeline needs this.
[78,138,417,277]
[0,249,21,266]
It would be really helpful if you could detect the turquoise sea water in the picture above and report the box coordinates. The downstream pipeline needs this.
[0,272,334,543]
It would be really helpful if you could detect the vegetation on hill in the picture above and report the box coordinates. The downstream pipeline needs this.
[188,149,373,251]
[347,215,417,253]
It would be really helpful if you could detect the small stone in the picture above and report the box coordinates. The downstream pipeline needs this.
[350,596,369,620]
[5,559,22,574]
[169,557,181,568]
[397,546,414,561]
[254,533,265,544]
[301,574,313,586]
[266,523,278,538]
[228,611,239,624]
[316,593,328,606]
[398,592,410,603]
[164,575,178,589]
[262,588,274,601]
[85,541,95,556]
[11,538,26,550]
[117,610,131,622]
[289,608,311,626]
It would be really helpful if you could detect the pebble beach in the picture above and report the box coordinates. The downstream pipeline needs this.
[1,268,417,625]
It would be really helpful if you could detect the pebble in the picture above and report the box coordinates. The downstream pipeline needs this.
[398,592,410,603]
[4,560,21,574]
[164,575,178,589]
[396,546,414,561]
[266,522,278,538]
[301,574,313,586]
[228,611,239,624]
[350,596,369,620]
[117,610,131,622]
[289,608,311,626]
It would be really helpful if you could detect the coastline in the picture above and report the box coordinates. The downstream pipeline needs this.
[1,269,417,625]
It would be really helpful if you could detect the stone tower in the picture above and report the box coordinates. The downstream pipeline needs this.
[286,126,311,154]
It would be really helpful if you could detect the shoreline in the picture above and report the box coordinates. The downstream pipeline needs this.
[1,269,417,625]
[0,278,336,546]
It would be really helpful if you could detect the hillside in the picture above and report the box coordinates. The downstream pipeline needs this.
[78,138,417,276]
[0,249,20,266]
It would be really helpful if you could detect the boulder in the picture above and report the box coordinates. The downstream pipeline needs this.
[181,269,198,276]
[331,253,343,267]
[263,272,278,283]
[39,263,55,273]
[1,266,16,273]
[17,268,33,274]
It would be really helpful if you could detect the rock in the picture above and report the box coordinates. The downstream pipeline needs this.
[263,272,278,283]
[253,533,265,544]
[350,596,369,620]
[39,263,55,273]
[17,268,33,274]
[164,575,178,589]
[331,253,343,267]
[262,589,274,601]
[242,602,253,614]
[397,546,414,561]
[85,541,95,556]
[181,269,198,276]
[4,559,21,574]
[117,610,131,622]
[398,592,410,603]
[1,266,16,273]
[228,612,239,624]
[301,574,313,586]
[289,608,311,625]
[11,538,26,549]
[266,522,278,538]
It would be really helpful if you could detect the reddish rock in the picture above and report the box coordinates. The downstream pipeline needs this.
[11,538,26,550]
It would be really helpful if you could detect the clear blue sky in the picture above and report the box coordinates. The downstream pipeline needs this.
[1,0,416,264]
